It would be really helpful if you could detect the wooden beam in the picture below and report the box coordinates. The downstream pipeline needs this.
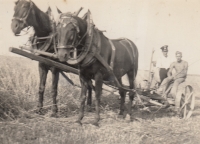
[9,47,79,74]
[20,45,58,59]
[9,47,120,94]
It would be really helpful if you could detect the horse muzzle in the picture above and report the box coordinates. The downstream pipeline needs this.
[56,47,69,62]
[11,20,25,35]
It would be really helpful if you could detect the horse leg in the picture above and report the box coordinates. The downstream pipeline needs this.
[118,78,127,118]
[93,72,103,126]
[37,63,48,114]
[76,74,88,125]
[50,67,59,117]
[86,85,92,112]
[127,70,136,120]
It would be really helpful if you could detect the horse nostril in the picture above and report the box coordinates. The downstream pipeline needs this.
[15,24,18,28]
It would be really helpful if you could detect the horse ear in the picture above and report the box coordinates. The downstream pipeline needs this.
[46,6,52,15]
[56,6,62,14]
[15,0,19,5]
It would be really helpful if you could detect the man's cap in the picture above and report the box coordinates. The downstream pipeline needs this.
[176,51,182,56]
[160,45,168,52]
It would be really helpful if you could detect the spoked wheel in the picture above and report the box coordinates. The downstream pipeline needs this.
[179,85,195,119]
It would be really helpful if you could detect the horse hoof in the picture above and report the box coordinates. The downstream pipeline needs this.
[92,122,99,127]
[86,106,92,112]
[50,113,58,118]
[75,120,82,126]
[123,112,128,119]
[163,102,170,109]
[125,114,131,121]
[117,114,124,119]
[36,109,44,115]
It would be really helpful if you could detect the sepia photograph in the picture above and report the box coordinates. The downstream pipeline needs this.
[0,0,200,143]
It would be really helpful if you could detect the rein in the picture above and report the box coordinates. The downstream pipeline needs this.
[12,1,33,27]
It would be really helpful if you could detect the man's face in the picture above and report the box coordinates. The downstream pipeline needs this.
[176,54,182,62]
[162,51,168,57]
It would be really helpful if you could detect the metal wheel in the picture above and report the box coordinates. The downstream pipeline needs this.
[179,85,195,119]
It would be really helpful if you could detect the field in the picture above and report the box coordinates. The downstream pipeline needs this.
[0,56,200,144]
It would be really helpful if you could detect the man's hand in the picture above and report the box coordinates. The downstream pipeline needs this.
[167,76,174,81]
[152,61,156,67]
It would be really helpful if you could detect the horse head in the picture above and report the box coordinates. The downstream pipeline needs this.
[11,0,34,35]
[57,13,87,62]
[11,0,59,37]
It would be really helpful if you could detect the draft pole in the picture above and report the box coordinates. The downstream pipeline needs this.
[148,48,155,89]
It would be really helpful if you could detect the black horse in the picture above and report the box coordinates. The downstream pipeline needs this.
[11,0,92,116]
[56,11,139,125]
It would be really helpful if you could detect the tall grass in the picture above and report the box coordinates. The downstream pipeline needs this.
[0,56,101,120]
[0,56,39,119]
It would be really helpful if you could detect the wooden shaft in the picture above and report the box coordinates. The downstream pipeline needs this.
[10,47,121,93]
[9,47,79,74]
[20,46,58,59]
[148,49,155,89]
[74,83,117,93]
[140,95,163,106]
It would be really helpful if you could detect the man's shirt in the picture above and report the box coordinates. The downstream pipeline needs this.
[156,55,172,69]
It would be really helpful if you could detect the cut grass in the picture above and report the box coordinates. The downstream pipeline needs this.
[0,111,200,144]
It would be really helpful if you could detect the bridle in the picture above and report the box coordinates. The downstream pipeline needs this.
[57,14,87,50]
[12,0,33,27]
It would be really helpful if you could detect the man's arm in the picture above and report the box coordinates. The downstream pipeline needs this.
[167,62,174,77]
[174,61,188,79]
[156,57,161,68]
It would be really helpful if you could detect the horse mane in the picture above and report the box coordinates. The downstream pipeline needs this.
[31,2,52,36]
[73,14,108,41]
[72,16,87,37]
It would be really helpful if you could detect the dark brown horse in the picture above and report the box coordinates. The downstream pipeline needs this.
[56,12,139,125]
[11,0,92,116]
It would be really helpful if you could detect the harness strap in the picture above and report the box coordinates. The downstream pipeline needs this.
[35,35,54,40]
[119,39,138,81]
[12,1,33,27]
[94,52,135,92]
[108,40,116,70]
[119,40,134,63]
[125,39,136,60]
[12,17,28,26]
[80,29,100,67]
[32,33,55,52]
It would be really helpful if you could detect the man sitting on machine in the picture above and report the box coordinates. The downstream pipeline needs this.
[157,51,188,114]
[152,45,172,89]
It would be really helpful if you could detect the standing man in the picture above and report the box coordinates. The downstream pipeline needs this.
[158,51,188,114]
[153,45,172,88]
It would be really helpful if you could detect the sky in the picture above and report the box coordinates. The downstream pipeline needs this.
[0,0,200,74]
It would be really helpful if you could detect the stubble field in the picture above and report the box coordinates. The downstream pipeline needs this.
[0,56,200,144]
